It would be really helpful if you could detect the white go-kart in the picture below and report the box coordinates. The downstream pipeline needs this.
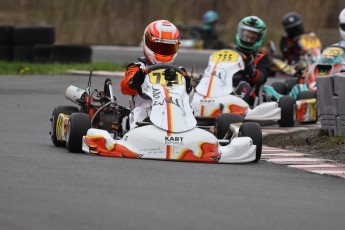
[192,49,296,128]
[81,64,262,163]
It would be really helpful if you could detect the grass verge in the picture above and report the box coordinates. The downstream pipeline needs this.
[0,61,127,75]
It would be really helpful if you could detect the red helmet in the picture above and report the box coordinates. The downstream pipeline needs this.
[143,20,180,64]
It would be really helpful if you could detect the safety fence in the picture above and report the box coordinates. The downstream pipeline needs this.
[317,73,345,136]
[0,25,92,63]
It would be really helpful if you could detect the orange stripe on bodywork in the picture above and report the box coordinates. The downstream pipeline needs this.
[84,136,141,158]
[228,104,248,115]
[176,142,220,162]
[206,63,219,97]
[162,85,173,131]
[166,134,172,159]
[200,96,207,116]
[201,63,220,116]
[162,85,173,159]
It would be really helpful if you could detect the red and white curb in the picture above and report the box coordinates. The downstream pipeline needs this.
[261,124,345,179]
[262,146,345,178]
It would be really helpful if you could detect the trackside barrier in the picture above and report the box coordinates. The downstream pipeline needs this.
[316,73,345,136]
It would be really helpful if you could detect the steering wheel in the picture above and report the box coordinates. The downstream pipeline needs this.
[143,63,187,76]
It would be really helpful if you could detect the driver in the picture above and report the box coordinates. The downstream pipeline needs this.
[234,16,271,106]
[332,8,345,48]
[279,12,321,65]
[120,20,193,129]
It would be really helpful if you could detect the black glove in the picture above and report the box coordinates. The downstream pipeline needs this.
[244,58,256,78]
[184,75,193,94]
[129,68,145,90]
[179,66,192,94]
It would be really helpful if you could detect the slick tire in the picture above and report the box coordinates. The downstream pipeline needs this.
[51,106,79,147]
[278,96,296,127]
[239,122,262,162]
[66,113,91,153]
[215,113,243,145]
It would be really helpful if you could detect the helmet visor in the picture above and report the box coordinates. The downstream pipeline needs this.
[340,23,345,31]
[239,26,261,46]
[145,32,179,56]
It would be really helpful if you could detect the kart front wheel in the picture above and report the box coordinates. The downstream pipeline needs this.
[239,122,262,162]
[278,96,296,127]
[50,105,79,147]
[66,113,91,153]
[215,113,243,143]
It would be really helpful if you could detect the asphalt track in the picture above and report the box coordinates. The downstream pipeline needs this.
[1,74,345,230]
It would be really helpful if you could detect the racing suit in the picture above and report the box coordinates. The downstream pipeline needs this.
[120,57,194,129]
[279,32,318,65]
[233,50,271,106]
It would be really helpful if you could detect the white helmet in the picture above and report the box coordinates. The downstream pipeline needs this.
[339,8,345,40]
[143,20,180,64]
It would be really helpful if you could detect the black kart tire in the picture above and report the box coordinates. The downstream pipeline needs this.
[13,45,34,62]
[0,25,14,44]
[66,113,91,153]
[278,96,296,127]
[239,122,262,162]
[297,91,317,100]
[50,44,92,63]
[51,106,79,147]
[271,82,287,95]
[13,26,55,45]
[215,113,243,141]
[33,44,52,63]
[0,44,12,61]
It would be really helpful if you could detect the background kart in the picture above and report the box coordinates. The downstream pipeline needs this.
[50,72,130,153]
[269,33,322,78]
[266,45,345,123]
[82,64,263,163]
[191,49,296,128]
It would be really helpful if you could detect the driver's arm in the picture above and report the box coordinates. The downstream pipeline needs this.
[120,63,141,96]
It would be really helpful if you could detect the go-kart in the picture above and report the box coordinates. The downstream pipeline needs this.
[269,33,322,78]
[191,49,296,128]
[266,45,345,123]
[82,64,262,163]
[50,71,130,153]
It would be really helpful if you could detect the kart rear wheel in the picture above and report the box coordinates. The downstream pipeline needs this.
[66,113,91,153]
[297,91,317,100]
[215,113,243,142]
[278,96,296,127]
[239,122,262,162]
[271,82,287,95]
[50,105,79,147]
